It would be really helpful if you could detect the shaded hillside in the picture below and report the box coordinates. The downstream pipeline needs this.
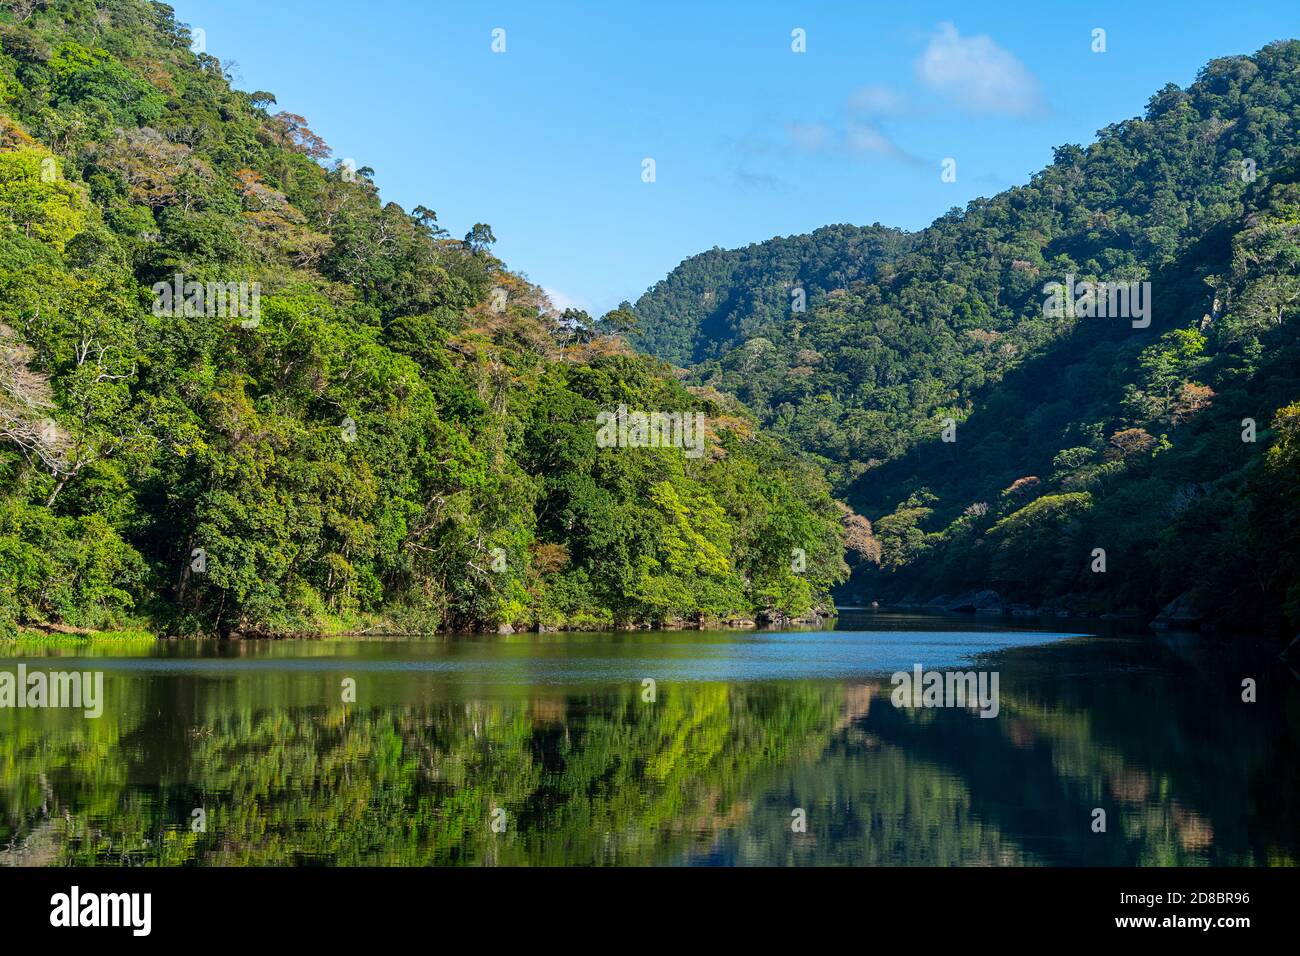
[850,162,1300,629]
[631,222,912,366]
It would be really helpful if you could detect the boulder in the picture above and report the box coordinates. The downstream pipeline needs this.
[944,589,1003,613]
[1150,591,1202,630]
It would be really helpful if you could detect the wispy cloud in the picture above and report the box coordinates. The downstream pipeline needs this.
[731,167,784,191]
[786,121,831,152]
[847,84,907,117]
[915,22,1043,115]
[843,122,920,164]
[785,118,919,166]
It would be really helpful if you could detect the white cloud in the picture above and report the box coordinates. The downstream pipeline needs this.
[786,118,918,166]
[844,122,921,166]
[847,84,906,116]
[786,121,830,152]
[915,22,1043,115]
[843,122,899,158]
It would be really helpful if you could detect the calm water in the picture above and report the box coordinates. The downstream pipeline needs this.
[1,612,1296,866]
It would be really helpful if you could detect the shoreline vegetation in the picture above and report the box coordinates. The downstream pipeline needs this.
[9,605,840,641]
[12,597,1291,642]
[8,624,154,643]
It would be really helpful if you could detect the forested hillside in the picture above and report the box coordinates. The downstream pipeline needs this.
[0,0,853,637]
[633,42,1300,632]
[631,223,913,366]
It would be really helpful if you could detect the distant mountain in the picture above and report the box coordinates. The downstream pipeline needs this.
[630,223,913,366]
[632,42,1300,632]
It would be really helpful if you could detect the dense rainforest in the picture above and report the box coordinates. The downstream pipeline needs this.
[0,0,855,638]
[3,0,1298,640]
[632,42,1300,633]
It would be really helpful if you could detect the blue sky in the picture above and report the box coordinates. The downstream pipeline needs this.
[170,1,1300,315]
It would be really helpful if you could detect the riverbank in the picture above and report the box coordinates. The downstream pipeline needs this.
[9,626,157,644]
[855,586,1292,637]
[8,605,837,642]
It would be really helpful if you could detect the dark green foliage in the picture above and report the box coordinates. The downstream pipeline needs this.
[631,223,913,367]
[0,0,847,636]
[633,41,1300,631]
[850,164,1300,630]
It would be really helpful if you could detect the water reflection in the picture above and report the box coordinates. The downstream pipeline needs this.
[0,615,1295,865]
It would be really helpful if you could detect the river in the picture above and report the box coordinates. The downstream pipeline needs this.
[1,611,1295,865]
